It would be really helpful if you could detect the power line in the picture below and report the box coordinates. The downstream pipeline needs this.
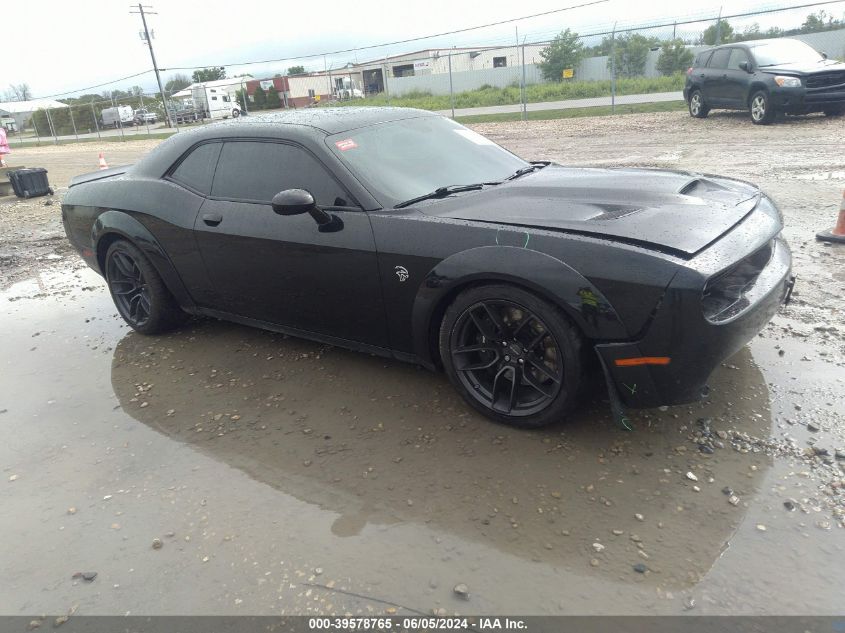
[36,0,845,100]
[157,0,609,70]
[38,70,153,99]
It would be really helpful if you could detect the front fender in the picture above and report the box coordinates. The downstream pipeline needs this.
[93,210,195,309]
[411,246,628,365]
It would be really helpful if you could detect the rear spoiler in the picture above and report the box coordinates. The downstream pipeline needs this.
[69,165,130,187]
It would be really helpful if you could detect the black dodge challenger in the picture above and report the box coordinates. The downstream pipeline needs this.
[62,108,794,427]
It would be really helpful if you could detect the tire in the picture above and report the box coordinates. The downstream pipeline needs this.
[104,240,187,335]
[823,106,844,117]
[439,284,583,428]
[232,108,240,118]
[749,90,775,125]
[688,90,709,118]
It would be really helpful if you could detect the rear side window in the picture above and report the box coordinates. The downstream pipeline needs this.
[169,142,221,195]
[210,140,352,207]
[708,48,731,69]
[727,49,750,70]
[695,51,713,67]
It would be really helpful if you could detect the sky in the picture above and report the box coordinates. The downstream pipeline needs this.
[4,0,844,99]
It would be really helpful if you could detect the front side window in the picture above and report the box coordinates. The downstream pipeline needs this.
[327,116,527,206]
[210,141,352,207]
[169,142,221,195]
[727,49,750,70]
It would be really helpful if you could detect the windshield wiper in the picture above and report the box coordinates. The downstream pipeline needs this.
[505,161,550,181]
[394,183,496,208]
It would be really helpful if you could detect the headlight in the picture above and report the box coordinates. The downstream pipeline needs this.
[774,76,801,88]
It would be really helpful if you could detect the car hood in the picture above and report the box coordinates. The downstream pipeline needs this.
[757,59,845,75]
[422,166,762,256]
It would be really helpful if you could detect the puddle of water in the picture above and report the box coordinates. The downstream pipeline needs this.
[1,265,842,615]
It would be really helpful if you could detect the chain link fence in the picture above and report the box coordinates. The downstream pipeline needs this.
[2,1,844,143]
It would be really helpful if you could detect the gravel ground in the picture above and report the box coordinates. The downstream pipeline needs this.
[0,111,843,618]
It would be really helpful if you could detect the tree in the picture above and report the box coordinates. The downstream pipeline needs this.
[6,83,32,101]
[656,39,694,76]
[538,29,584,82]
[801,10,841,32]
[287,65,305,76]
[235,89,248,111]
[129,85,144,97]
[192,67,226,83]
[702,19,734,45]
[165,74,191,93]
[252,85,267,110]
[609,33,659,78]
[265,86,281,109]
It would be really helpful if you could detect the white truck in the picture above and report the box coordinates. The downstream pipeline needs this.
[101,105,135,128]
[191,85,241,120]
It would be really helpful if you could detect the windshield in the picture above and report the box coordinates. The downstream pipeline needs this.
[751,39,824,66]
[327,116,527,206]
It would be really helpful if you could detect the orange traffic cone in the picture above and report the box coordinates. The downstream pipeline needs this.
[98,152,109,170]
[816,190,845,244]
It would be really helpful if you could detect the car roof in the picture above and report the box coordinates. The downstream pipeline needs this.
[707,37,803,52]
[132,107,440,178]
[216,106,437,134]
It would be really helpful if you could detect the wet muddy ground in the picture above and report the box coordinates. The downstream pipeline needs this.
[1,111,843,617]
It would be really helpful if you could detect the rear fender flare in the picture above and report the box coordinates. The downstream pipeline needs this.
[93,210,195,309]
[411,246,628,365]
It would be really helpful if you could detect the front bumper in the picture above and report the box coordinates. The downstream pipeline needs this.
[596,227,792,409]
[771,86,845,112]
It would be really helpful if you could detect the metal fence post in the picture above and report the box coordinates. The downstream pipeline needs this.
[31,115,42,146]
[91,101,102,140]
[611,23,617,114]
[516,36,528,121]
[448,49,455,119]
[383,59,390,105]
[140,93,151,137]
[45,109,59,144]
[715,6,723,45]
[69,106,79,142]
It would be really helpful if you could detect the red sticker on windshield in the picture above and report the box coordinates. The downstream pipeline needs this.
[335,139,358,151]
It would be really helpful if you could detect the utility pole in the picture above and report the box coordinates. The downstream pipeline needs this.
[131,4,172,128]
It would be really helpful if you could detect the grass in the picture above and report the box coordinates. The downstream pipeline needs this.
[12,132,175,149]
[328,75,685,111]
[455,100,688,124]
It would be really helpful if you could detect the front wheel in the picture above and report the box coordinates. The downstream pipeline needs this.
[439,284,583,428]
[232,108,240,118]
[105,240,187,335]
[688,90,709,118]
[750,91,775,125]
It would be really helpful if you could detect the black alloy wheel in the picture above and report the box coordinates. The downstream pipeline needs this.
[104,240,187,335]
[440,285,583,428]
[107,248,152,328]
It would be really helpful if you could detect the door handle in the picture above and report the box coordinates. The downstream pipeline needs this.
[202,212,223,227]
[698,73,705,78]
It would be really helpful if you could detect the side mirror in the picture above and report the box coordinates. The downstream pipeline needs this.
[271,188,335,228]
[738,61,751,72]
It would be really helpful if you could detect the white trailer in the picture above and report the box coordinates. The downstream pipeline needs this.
[101,105,135,128]
[191,85,241,120]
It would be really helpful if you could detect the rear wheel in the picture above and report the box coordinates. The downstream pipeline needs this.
[105,240,187,335]
[688,90,710,118]
[439,284,583,428]
[750,91,775,125]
